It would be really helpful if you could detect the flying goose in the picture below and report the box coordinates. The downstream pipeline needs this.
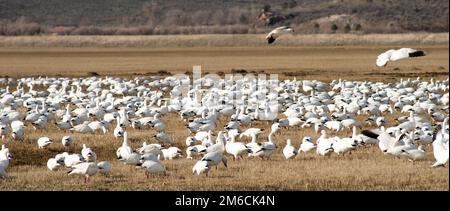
[376,48,426,67]
[265,26,294,44]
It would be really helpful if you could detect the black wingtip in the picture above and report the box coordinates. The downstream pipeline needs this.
[361,130,379,139]
[409,50,426,57]
[267,36,275,44]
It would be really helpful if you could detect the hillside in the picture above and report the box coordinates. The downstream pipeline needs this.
[0,0,448,35]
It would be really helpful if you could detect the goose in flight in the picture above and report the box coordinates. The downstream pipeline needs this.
[266,26,294,44]
[376,48,426,67]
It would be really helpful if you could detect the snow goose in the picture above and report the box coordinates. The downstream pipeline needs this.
[353,126,378,145]
[401,145,425,162]
[37,137,53,149]
[299,136,316,153]
[113,117,124,138]
[0,145,12,177]
[376,48,425,67]
[330,137,358,155]
[325,120,342,132]
[201,151,227,170]
[97,161,111,176]
[205,131,226,153]
[432,124,449,167]
[67,162,99,183]
[81,144,97,162]
[397,112,417,132]
[316,131,334,156]
[153,132,173,145]
[253,132,277,160]
[265,26,294,44]
[385,132,416,157]
[88,121,107,134]
[64,153,84,168]
[70,121,94,134]
[55,119,71,131]
[61,135,73,147]
[192,160,210,176]
[11,120,25,141]
[137,160,166,178]
[283,139,298,159]
[239,128,264,139]
[116,131,133,160]
[0,124,9,141]
[225,129,251,160]
[161,147,182,160]
[137,142,163,157]
[47,158,64,171]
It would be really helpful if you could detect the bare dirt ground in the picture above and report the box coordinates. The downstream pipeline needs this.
[0,45,448,82]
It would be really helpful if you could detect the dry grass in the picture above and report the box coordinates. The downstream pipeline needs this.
[0,111,448,191]
[0,33,448,48]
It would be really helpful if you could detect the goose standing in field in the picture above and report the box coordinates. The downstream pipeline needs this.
[0,145,12,177]
[116,131,133,160]
[265,26,294,44]
[376,48,426,67]
[225,129,251,160]
[253,131,277,160]
[283,139,298,159]
[401,145,425,162]
[67,162,99,183]
[137,141,163,157]
[97,161,111,176]
[161,147,182,160]
[0,124,9,141]
[316,130,334,156]
[200,150,227,172]
[10,120,25,141]
[61,135,73,147]
[239,128,264,140]
[192,160,210,176]
[47,157,64,171]
[432,124,449,167]
[37,137,53,149]
[64,153,85,168]
[81,144,97,162]
[299,136,316,153]
[113,117,125,138]
[136,159,166,178]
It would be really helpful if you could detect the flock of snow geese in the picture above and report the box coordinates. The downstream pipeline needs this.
[0,74,448,182]
[0,27,445,184]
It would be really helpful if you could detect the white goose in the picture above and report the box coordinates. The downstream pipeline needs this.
[116,131,133,160]
[265,26,294,44]
[225,129,251,160]
[432,124,449,167]
[81,144,97,162]
[299,136,316,153]
[61,135,73,147]
[97,161,111,176]
[37,137,53,149]
[67,162,99,183]
[283,139,298,159]
[192,160,210,176]
[376,48,426,67]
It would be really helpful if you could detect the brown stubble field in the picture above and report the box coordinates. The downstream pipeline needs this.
[0,34,448,190]
[0,44,448,82]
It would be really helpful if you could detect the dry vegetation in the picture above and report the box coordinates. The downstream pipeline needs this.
[0,0,448,35]
[0,111,448,191]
